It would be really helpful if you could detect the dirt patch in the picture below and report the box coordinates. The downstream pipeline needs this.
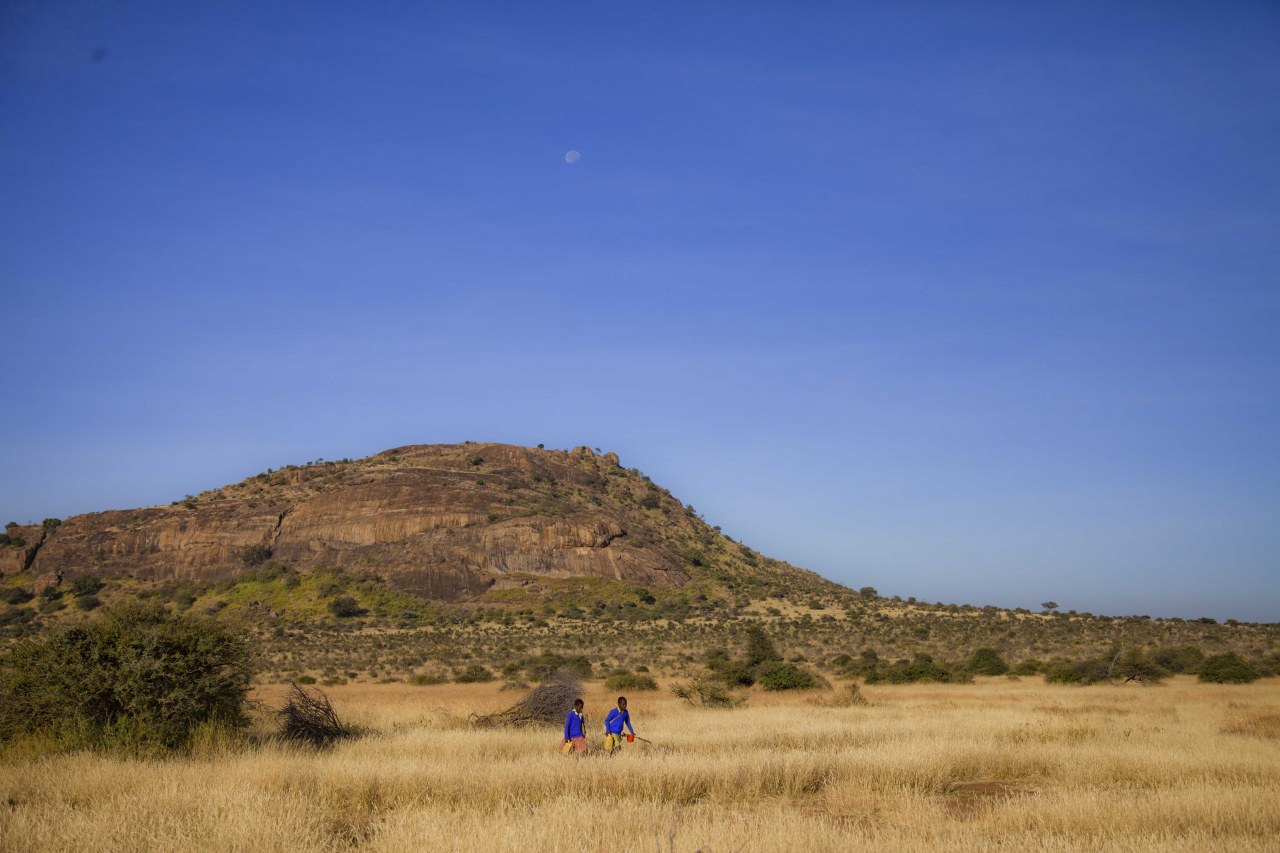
[943,780,1033,818]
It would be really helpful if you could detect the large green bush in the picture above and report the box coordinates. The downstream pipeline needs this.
[1152,645,1204,674]
[0,603,254,753]
[604,670,659,691]
[1198,653,1259,684]
[864,654,969,684]
[967,647,1010,676]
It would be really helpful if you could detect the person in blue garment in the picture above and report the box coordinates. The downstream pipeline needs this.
[603,696,636,754]
[562,698,588,754]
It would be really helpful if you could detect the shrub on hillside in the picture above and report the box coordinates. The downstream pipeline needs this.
[454,664,495,683]
[0,587,33,605]
[1199,653,1259,684]
[967,647,1010,676]
[1044,656,1111,685]
[755,660,822,691]
[1111,647,1167,684]
[705,648,756,687]
[744,624,781,667]
[604,670,659,691]
[864,654,970,685]
[69,576,103,596]
[327,596,365,618]
[671,674,745,708]
[0,603,254,753]
[1152,645,1205,674]
[521,652,592,681]
[74,594,102,611]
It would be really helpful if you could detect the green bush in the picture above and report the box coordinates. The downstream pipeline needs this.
[967,647,1009,676]
[74,594,102,611]
[0,606,36,636]
[409,673,447,686]
[1111,647,1167,683]
[864,654,968,685]
[705,649,756,687]
[521,652,592,681]
[327,596,365,618]
[69,576,103,596]
[0,603,254,753]
[604,671,659,691]
[755,661,821,691]
[1044,656,1111,685]
[454,664,495,683]
[0,587,33,605]
[672,675,745,707]
[1152,645,1204,674]
[1010,659,1043,676]
[1198,653,1259,684]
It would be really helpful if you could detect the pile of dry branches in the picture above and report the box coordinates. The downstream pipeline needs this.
[470,668,582,728]
[275,681,356,746]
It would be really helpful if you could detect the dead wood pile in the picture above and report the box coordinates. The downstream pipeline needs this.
[470,669,582,728]
[276,681,357,746]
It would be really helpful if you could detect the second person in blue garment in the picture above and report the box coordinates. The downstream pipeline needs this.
[603,696,636,754]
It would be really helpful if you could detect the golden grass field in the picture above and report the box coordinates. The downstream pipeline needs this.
[2,677,1278,852]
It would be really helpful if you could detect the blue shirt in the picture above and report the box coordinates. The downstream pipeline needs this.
[605,707,634,735]
[564,710,585,740]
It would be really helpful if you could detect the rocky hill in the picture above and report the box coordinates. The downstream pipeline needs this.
[2,443,828,603]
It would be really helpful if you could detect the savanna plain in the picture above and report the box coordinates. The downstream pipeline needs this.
[3,677,1278,852]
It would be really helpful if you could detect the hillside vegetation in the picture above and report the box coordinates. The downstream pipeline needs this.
[2,443,1276,687]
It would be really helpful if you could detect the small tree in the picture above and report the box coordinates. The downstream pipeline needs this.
[744,624,780,668]
[1040,601,1059,612]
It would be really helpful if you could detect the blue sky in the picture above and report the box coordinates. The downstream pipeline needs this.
[2,1,1277,621]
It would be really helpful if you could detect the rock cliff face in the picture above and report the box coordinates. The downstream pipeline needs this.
[7,444,700,600]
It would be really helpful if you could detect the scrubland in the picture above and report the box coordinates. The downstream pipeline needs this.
[2,677,1278,852]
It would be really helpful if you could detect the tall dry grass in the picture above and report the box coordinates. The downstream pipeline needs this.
[2,677,1278,851]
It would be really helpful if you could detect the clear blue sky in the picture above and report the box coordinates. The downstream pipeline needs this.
[2,2,1277,622]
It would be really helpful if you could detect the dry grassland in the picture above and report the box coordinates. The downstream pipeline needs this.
[2,677,1278,851]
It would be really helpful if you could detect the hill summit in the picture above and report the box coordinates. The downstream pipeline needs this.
[3,443,828,602]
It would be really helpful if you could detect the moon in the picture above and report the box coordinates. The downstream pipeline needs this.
[564,150,580,165]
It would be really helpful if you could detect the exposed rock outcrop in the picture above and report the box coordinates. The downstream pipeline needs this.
[11,444,694,601]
